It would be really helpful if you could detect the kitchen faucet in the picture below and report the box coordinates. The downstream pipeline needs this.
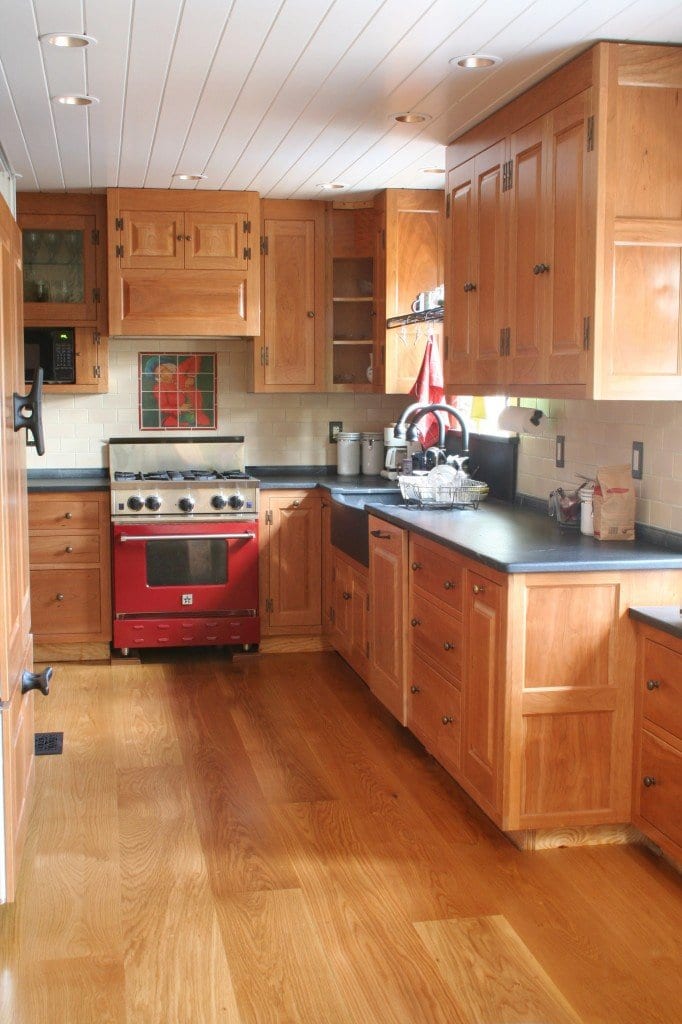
[393,402,470,454]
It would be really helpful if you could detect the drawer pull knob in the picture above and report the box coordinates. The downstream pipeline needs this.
[342,591,352,600]
[292,499,301,507]
[410,685,420,694]
[443,580,456,590]
[177,234,184,241]
[64,512,73,519]
[643,776,657,787]
[411,561,423,571]
[472,583,486,595]
[443,641,456,651]
[21,666,52,696]
[411,618,421,627]
[646,679,660,691]
[533,262,550,275]
[65,545,73,553]
[442,715,454,725]
[307,310,315,318]
[56,593,65,601]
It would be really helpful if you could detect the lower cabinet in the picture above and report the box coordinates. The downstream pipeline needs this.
[259,490,322,636]
[28,491,112,657]
[631,624,682,862]
[330,549,369,681]
[368,515,408,722]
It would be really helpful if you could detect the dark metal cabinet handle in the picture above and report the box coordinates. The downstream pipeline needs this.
[463,282,477,292]
[184,234,192,241]
[292,499,301,507]
[64,512,73,519]
[342,591,352,600]
[472,583,486,595]
[643,776,657,787]
[13,368,46,456]
[532,263,551,275]
[442,715,454,725]
[443,580,456,590]
[176,234,184,241]
[65,546,73,553]
[646,679,660,691]
[371,530,391,539]
[410,685,420,694]
[411,618,421,627]
[307,310,315,318]
[443,641,456,651]
[56,593,65,601]
[22,666,52,696]
[411,561,423,571]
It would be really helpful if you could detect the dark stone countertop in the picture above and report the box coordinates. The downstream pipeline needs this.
[252,468,400,492]
[27,469,109,493]
[629,606,682,641]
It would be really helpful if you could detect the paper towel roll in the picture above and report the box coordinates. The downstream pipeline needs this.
[497,405,544,434]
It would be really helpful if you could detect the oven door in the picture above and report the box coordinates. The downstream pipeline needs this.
[113,521,258,616]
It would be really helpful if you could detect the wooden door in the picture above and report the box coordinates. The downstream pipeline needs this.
[445,159,474,382]
[0,194,36,902]
[184,211,247,271]
[471,141,508,388]
[546,91,592,385]
[266,493,322,631]
[254,201,325,392]
[508,116,547,385]
[368,517,407,723]
[462,571,503,813]
[121,209,185,269]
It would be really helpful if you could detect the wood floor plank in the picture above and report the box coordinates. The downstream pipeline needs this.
[415,915,582,1024]
[215,889,350,1024]
[113,664,185,769]
[6,957,127,1024]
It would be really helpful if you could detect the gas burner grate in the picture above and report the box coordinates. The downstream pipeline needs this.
[34,731,64,756]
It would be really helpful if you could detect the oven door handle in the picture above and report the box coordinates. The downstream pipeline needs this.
[118,532,256,542]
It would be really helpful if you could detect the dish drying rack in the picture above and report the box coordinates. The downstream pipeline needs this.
[398,475,488,510]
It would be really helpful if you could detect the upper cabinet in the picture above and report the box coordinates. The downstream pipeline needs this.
[375,189,445,394]
[107,188,260,337]
[330,204,376,393]
[444,42,682,400]
[250,199,327,392]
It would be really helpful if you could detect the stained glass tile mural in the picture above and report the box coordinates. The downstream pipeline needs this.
[139,353,217,430]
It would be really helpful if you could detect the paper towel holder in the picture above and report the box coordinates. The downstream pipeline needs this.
[497,404,544,433]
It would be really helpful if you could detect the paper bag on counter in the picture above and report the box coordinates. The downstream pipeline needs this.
[593,465,636,542]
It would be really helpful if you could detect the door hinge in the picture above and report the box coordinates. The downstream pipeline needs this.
[260,235,268,255]
[586,115,595,153]
[444,334,449,361]
[583,315,591,350]
[115,217,123,231]
[93,364,101,379]
[499,326,510,356]
[260,345,270,366]
[265,509,273,525]
[92,287,101,303]
[265,597,274,613]
[91,228,100,245]
[499,328,506,356]
[445,193,451,218]
[329,606,335,623]
[366,593,370,611]
[366,641,370,658]
[243,219,251,233]
[502,159,513,192]
[243,246,252,260]
[115,244,124,258]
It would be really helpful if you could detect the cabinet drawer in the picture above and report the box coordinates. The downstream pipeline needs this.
[641,639,682,739]
[636,730,682,850]
[30,569,103,636]
[410,591,463,681]
[30,533,101,565]
[410,537,463,614]
[29,498,101,532]
[408,654,461,772]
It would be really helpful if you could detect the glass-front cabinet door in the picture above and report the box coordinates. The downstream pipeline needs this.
[20,213,98,323]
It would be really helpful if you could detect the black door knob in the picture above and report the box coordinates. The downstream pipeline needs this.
[22,666,52,696]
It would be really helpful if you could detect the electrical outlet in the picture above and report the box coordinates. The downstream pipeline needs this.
[329,421,343,444]
[632,441,644,480]
[555,435,565,468]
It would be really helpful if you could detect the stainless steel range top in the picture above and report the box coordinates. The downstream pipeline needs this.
[108,436,259,520]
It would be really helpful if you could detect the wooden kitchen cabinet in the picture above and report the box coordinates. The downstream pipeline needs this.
[28,491,112,659]
[368,514,407,722]
[17,193,109,394]
[250,199,326,392]
[107,188,260,336]
[330,549,369,681]
[259,490,322,636]
[444,42,682,400]
[631,623,682,862]
[330,205,376,392]
[374,189,445,393]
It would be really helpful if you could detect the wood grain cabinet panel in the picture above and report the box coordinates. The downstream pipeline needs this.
[368,515,407,723]
[28,491,111,649]
[329,550,369,682]
[409,536,463,615]
[408,654,461,774]
[259,491,322,635]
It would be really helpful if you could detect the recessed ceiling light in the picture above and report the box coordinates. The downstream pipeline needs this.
[173,173,208,181]
[53,94,99,106]
[450,54,502,70]
[422,167,445,174]
[392,112,431,125]
[316,182,347,190]
[41,33,97,48]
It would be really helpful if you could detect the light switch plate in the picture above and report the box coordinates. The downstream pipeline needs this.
[632,441,644,479]
[555,435,565,468]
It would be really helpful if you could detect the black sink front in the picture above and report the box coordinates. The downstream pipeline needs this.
[330,492,403,567]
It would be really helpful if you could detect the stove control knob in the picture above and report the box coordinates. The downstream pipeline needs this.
[211,494,227,510]
[178,496,195,513]
[228,493,245,510]
[127,495,144,512]
[145,495,162,512]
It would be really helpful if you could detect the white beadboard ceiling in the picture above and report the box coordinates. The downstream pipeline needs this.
[1,0,680,197]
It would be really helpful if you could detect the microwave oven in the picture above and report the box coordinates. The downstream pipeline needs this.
[24,326,76,385]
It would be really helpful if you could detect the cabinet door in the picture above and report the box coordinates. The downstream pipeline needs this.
[369,518,407,723]
[121,210,185,269]
[445,159,474,381]
[471,142,508,388]
[350,566,370,681]
[266,493,322,630]
[331,554,352,653]
[462,571,503,811]
[184,211,248,271]
[21,212,99,323]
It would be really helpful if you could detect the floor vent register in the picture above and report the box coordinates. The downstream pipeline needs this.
[34,732,64,756]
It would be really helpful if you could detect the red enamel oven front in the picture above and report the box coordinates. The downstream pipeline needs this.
[112,520,259,649]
